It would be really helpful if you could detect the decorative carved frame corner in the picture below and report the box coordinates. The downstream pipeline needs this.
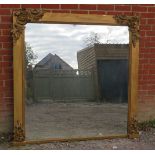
[113,15,140,47]
[12,8,140,143]
[13,121,25,142]
[128,117,139,138]
[12,8,46,44]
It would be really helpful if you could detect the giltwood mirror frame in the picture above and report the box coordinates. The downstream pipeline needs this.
[12,8,140,145]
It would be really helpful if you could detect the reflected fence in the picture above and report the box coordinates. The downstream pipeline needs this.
[26,69,96,103]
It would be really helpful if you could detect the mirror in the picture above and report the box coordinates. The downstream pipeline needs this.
[24,23,129,140]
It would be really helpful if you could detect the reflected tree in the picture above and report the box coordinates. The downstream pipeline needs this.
[83,32,101,47]
[25,42,38,71]
[25,42,38,103]
[83,31,123,47]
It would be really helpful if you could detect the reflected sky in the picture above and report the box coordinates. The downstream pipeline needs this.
[25,24,129,69]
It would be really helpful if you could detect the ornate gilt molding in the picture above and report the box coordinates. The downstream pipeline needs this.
[128,117,139,136]
[11,8,46,44]
[113,15,140,47]
[13,121,25,142]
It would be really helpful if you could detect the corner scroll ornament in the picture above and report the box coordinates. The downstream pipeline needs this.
[113,15,140,47]
[11,8,46,44]
[128,117,139,136]
[13,121,25,142]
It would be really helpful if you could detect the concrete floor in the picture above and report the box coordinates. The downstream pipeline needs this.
[25,102,128,141]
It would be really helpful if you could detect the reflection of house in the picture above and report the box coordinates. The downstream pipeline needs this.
[34,53,73,70]
[77,43,129,103]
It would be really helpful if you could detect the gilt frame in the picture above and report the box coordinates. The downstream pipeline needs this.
[12,9,140,145]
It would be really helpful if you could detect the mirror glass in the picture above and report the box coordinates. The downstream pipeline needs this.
[25,23,129,140]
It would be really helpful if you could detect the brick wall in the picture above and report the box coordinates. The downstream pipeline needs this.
[1,4,155,133]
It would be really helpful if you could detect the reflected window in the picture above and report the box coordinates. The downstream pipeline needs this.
[53,64,62,70]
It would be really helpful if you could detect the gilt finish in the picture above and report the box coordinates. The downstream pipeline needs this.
[13,121,25,142]
[114,15,140,47]
[128,117,139,136]
[12,10,140,144]
[11,8,45,44]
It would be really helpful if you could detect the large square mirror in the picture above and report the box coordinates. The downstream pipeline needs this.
[13,10,139,144]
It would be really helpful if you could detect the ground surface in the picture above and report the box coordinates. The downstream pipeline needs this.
[25,102,128,140]
[0,128,155,149]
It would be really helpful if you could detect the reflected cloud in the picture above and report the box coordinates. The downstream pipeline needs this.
[25,24,129,69]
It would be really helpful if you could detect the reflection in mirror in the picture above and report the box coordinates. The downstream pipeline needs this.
[25,23,129,140]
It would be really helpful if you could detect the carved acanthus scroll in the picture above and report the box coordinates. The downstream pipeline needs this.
[11,8,45,44]
[13,121,25,142]
[113,15,140,47]
[128,117,139,136]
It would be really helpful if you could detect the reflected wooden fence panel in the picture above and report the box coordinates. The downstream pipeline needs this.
[32,69,96,102]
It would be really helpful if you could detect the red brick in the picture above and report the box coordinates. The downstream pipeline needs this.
[80,4,96,10]
[0,9,11,15]
[0,56,2,61]
[141,13,155,18]
[0,61,12,67]
[41,4,60,9]
[148,90,155,94]
[89,11,106,15]
[150,37,155,41]
[141,37,151,42]
[4,98,13,103]
[3,55,13,61]
[144,54,155,59]
[61,4,78,10]
[115,5,131,11]
[151,26,155,30]
[146,31,155,36]
[0,50,12,55]
[0,74,12,81]
[52,10,70,13]
[145,41,155,47]
[143,75,155,80]
[132,6,147,12]
[139,69,149,75]
[1,16,12,23]
[0,56,3,62]
[3,67,13,74]
[4,90,13,97]
[139,80,148,85]
[98,5,114,10]
[2,42,12,49]
[139,59,149,64]
[0,3,155,122]
[143,4,155,6]
[143,64,155,69]
[21,4,41,9]
[150,59,155,63]
[147,80,155,84]
[140,25,151,31]
[71,10,88,14]
[148,7,155,12]
[149,70,155,74]
[0,36,11,42]
[140,48,152,53]
[140,19,147,25]
[4,80,13,87]
[2,29,11,36]
[149,49,155,53]
[148,19,155,24]
[0,4,20,8]
[106,11,123,15]
[122,12,133,16]
[140,30,146,37]
[0,24,11,29]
